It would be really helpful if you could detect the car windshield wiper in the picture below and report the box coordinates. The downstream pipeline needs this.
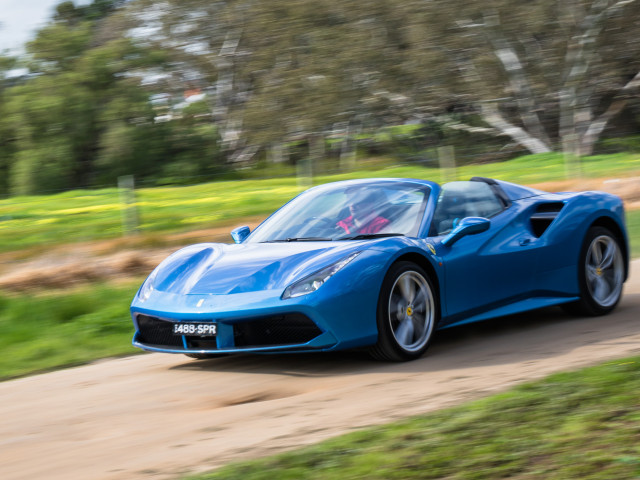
[336,233,404,241]
[262,237,333,243]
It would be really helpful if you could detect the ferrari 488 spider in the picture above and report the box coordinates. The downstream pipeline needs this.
[131,177,628,361]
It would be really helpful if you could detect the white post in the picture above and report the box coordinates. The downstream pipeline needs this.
[118,175,139,235]
[437,145,456,183]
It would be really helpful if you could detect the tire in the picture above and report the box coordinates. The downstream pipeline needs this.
[370,261,439,361]
[563,226,624,316]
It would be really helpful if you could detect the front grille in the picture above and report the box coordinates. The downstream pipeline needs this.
[233,313,322,347]
[136,315,183,348]
[136,313,322,351]
[185,338,218,349]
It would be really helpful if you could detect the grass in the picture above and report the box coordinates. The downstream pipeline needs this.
[1,152,639,254]
[0,282,140,380]
[188,357,640,480]
[627,210,640,258]
[0,180,302,254]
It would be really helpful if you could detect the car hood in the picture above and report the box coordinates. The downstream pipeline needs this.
[150,241,364,295]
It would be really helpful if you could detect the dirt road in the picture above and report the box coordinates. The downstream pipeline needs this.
[1,262,639,480]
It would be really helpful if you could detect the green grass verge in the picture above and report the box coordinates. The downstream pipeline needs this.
[1,152,639,254]
[189,358,640,480]
[627,210,640,259]
[0,283,140,380]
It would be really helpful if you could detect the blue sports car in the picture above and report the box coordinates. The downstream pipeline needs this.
[130,177,628,361]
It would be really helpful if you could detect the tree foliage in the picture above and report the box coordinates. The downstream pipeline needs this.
[1,0,639,196]
[0,0,222,196]
[127,0,640,160]
[419,0,640,156]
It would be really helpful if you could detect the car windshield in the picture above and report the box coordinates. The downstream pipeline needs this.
[247,181,431,243]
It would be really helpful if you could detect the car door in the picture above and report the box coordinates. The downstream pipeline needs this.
[432,181,541,322]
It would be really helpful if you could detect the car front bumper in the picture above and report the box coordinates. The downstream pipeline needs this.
[130,283,380,355]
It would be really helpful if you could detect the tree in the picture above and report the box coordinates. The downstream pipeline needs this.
[124,0,439,164]
[2,0,226,194]
[416,0,640,157]
[157,0,640,159]
[0,54,19,195]
[3,2,145,193]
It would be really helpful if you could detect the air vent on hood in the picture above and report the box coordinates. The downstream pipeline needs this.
[530,202,564,237]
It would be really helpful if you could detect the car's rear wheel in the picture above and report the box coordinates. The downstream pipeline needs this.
[563,226,624,316]
[370,261,438,361]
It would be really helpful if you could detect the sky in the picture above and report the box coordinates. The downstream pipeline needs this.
[0,0,91,54]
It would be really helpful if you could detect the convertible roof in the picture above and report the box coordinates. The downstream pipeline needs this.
[471,177,546,201]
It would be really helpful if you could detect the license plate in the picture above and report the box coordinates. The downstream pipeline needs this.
[173,323,217,336]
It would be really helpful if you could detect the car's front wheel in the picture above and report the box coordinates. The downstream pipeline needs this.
[370,261,439,361]
[564,226,625,316]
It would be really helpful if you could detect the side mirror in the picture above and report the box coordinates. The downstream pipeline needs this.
[441,217,490,247]
[231,226,250,244]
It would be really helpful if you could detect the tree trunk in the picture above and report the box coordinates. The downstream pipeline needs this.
[480,104,552,154]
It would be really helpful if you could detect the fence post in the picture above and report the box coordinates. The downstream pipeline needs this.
[563,132,583,178]
[339,124,357,172]
[296,157,312,189]
[437,145,457,183]
[297,134,320,189]
[118,175,139,235]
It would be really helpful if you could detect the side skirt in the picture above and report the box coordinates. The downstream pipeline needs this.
[438,296,580,330]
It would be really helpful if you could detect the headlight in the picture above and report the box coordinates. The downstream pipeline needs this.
[281,252,360,299]
[138,268,159,302]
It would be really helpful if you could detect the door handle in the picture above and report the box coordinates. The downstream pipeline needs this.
[519,238,532,246]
